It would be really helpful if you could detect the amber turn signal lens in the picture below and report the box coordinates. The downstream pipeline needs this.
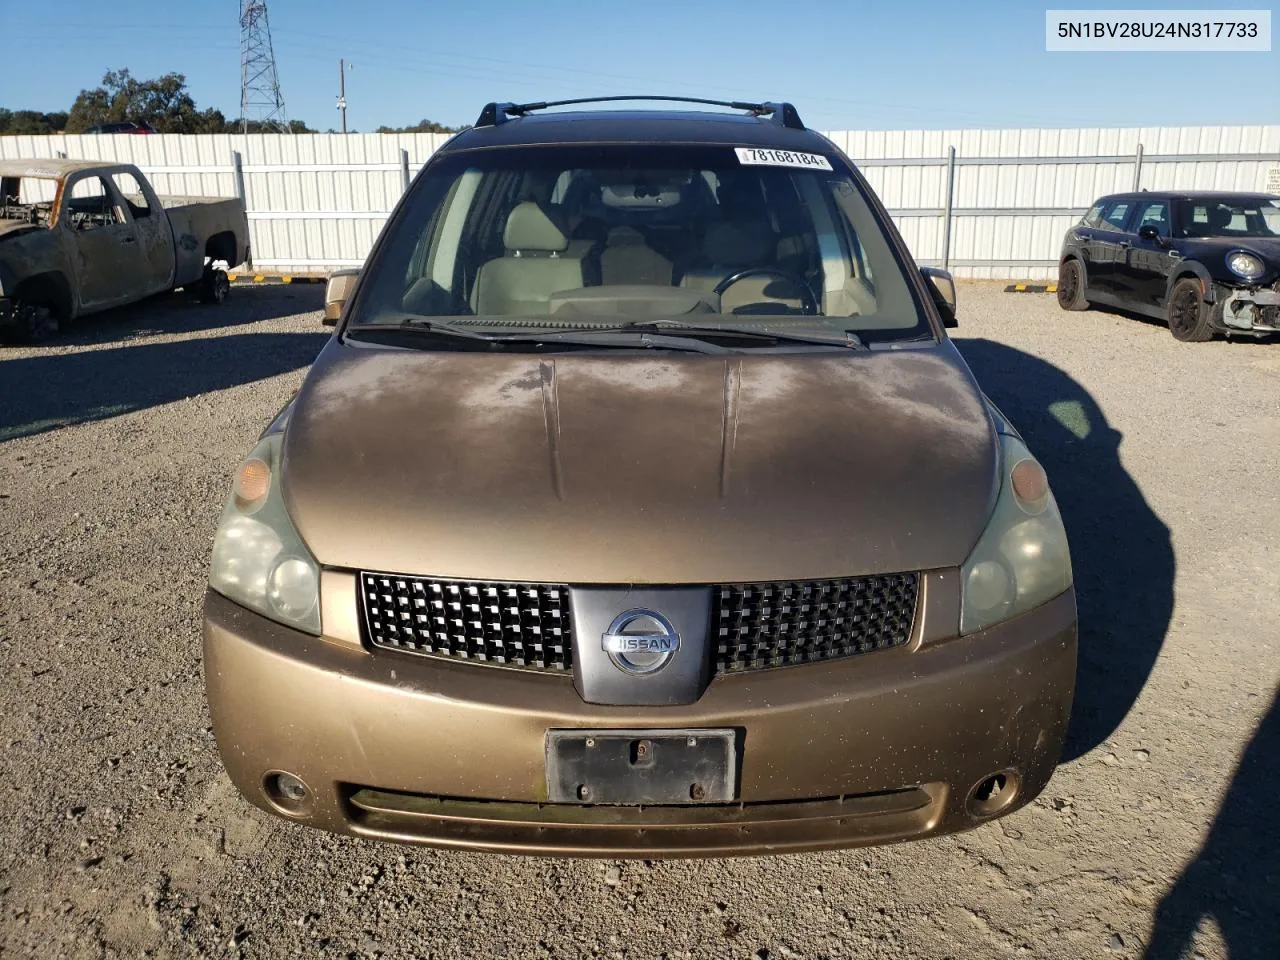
[234,458,271,504]
[1010,459,1048,512]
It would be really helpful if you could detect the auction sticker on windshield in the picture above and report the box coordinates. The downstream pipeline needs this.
[735,147,833,170]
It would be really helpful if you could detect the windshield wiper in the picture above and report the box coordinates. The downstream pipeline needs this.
[391,318,499,341]
[501,329,729,354]
[356,317,865,351]
[557,321,865,349]
[356,319,729,354]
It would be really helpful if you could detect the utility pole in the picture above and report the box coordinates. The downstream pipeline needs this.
[337,59,350,133]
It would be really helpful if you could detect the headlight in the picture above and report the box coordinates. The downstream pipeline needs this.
[960,434,1072,634]
[1226,251,1264,281]
[209,432,321,634]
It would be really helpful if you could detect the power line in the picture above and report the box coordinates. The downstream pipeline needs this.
[6,22,1110,128]
[274,27,1112,127]
[272,43,1101,129]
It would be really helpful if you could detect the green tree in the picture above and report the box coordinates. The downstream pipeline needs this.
[375,118,461,134]
[224,117,315,134]
[0,109,69,134]
[63,70,311,134]
[67,69,186,132]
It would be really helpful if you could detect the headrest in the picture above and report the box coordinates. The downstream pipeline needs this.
[716,176,766,216]
[702,221,773,267]
[1207,205,1233,230]
[504,202,568,253]
[571,216,608,243]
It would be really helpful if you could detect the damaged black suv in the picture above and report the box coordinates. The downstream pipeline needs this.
[1056,191,1280,341]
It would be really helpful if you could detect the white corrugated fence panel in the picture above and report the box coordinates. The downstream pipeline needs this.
[4,127,1277,277]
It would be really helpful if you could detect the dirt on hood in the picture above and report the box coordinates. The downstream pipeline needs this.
[280,337,998,583]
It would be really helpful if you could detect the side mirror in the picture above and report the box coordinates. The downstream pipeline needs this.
[1138,224,1161,242]
[920,266,958,329]
[323,269,360,326]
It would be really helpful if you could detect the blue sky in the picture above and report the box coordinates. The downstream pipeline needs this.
[3,1,1276,131]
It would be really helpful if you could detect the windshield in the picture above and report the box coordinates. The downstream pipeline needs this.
[1173,198,1280,239]
[349,144,929,346]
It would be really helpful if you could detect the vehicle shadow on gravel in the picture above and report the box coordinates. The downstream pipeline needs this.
[955,338,1175,763]
[0,331,328,442]
[1143,691,1279,959]
[27,285,326,348]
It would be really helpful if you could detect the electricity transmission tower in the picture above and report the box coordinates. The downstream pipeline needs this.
[239,0,291,133]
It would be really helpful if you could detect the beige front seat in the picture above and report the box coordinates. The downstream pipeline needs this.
[680,222,806,313]
[472,202,585,315]
[599,226,673,286]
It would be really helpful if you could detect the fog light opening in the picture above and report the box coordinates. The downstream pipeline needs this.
[967,770,1020,819]
[263,771,314,816]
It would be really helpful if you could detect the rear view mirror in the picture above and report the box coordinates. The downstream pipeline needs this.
[1138,225,1160,241]
[323,269,360,326]
[920,267,958,328]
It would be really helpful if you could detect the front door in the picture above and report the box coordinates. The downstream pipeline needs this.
[59,174,143,311]
[109,170,174,295]
[1067,202,1105,292]
[1088,198,1135,296]
[1124,199,1177,309]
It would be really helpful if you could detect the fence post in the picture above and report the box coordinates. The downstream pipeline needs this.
[1132,142,1144,191]
[941,145,956,271]
[400,148,411,193]
[232,150,246,206]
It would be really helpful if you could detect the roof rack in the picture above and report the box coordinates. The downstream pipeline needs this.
[474,96,805,130]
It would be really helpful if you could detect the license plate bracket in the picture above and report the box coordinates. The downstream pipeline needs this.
[545,728,737,804]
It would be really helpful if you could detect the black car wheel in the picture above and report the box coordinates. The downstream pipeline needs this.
[199,267,231,305]
[1167,277,1214,342]
[1056,259,1089,311]
[0,300,59,345]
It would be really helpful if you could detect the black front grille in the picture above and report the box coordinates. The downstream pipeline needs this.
[359,572,918,675]
[359,573,572,670]
[712,574,919,673]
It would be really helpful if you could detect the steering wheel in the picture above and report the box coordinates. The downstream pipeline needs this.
[712,267,819,315]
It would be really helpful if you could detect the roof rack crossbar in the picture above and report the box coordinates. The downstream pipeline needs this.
[473,96,805,130]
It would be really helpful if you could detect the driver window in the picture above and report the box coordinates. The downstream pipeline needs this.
[549,170,574,204]
[1100,201,1131,232]
[110,172,151,219]
[64,177,125,232]
[1134,200,1169,237]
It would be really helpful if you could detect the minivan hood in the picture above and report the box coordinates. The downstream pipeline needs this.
[282,339,998,583]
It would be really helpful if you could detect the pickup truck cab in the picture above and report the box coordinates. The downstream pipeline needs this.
[0,159,250,342]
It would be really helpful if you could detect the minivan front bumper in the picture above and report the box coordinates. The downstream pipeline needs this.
[203,585,1077,858]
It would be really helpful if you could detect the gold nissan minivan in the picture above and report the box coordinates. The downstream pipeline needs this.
[203,97,1077,857]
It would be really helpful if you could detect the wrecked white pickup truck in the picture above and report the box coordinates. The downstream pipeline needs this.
[0,159,250,342]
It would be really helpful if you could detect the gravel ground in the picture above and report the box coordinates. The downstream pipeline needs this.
[0,284,1277,960]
